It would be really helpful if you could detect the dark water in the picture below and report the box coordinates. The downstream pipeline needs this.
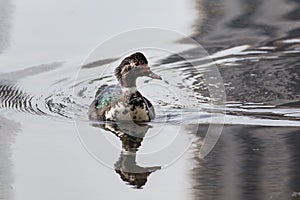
[193,125,300,200]
[1,0,300,199]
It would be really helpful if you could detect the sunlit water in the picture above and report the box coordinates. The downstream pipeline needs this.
[1,0,300,200]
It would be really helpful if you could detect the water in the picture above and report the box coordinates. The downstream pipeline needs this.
[1,0,300,200]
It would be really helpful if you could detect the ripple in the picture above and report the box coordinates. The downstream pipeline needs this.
[0,81,46,115]
[0,81,76,120]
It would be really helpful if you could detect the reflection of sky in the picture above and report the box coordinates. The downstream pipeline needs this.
[0,0,13,54]
[0,0,196,72]
[11,115,192,200]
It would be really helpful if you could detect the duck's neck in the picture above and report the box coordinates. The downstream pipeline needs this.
[118,74,137,88]
[121,86,137,94]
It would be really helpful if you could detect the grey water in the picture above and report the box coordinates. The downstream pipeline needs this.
[1,0,300,200]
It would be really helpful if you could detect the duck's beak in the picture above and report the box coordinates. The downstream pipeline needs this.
[146,69,162,80]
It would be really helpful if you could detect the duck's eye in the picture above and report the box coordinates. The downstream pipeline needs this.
[140,66,150,74]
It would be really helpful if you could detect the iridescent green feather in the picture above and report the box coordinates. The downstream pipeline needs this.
[95,85,122,109]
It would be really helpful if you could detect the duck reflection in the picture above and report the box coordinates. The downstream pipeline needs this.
[94,121,161,189]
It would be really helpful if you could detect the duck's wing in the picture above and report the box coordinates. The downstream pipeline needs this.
[95,84,108,98]
[95,84,122,109]
[89,84,122,120]
[143,96,156,120]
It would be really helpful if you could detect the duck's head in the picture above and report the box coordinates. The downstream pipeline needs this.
[115,52,162,87]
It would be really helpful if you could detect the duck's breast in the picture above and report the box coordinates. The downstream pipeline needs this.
[105,101,150,122]
[105,102,133,121]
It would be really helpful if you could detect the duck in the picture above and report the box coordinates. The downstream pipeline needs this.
[88,52,162,122]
